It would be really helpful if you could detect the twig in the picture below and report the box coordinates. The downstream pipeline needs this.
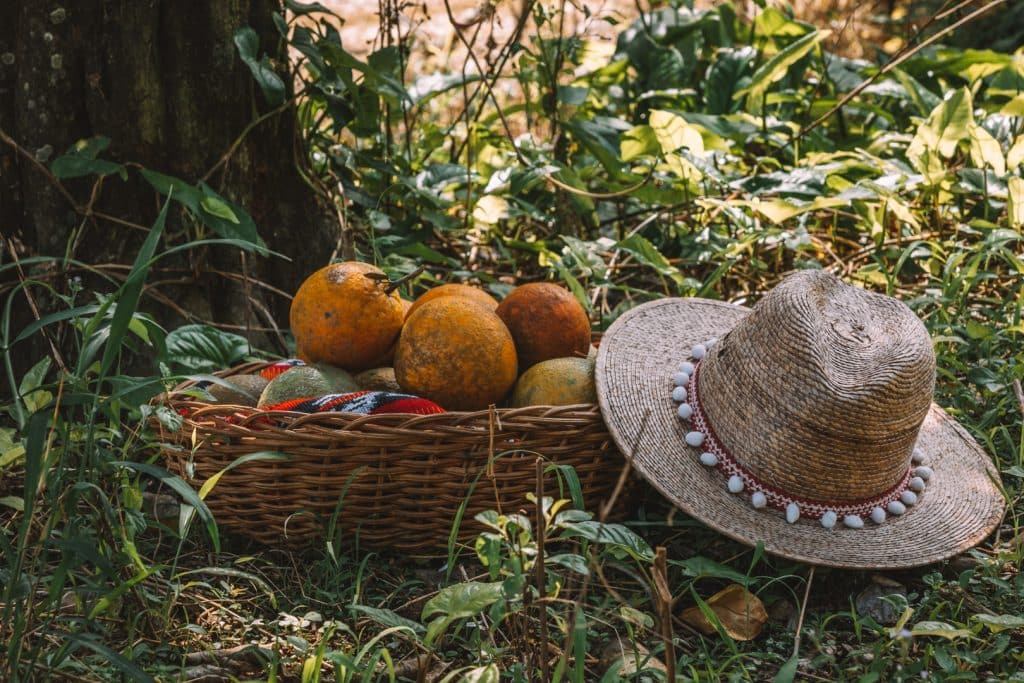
[1013,379,1024,421]
[652,547,676,681]
[791,566,815,665]
[798,0,1008,141]
[383,265,426,295]
[4,238,68,373]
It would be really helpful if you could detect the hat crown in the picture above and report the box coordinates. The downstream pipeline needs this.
[698,271,936,503]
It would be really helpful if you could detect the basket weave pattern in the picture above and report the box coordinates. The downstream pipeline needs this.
[155,362,628,551]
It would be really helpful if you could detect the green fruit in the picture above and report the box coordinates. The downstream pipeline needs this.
[311,363,360,393]
[257,366,334,408]
[207,374,269,407]
[511,356,597,407]
[354,367,402,393]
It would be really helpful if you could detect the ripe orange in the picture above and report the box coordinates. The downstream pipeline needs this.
[406,283,498,319]
[394,297,518,411]
[290,262,405,371]
[496,282,591,371]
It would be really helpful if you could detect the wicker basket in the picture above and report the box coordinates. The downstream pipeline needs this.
[153,361,633,552]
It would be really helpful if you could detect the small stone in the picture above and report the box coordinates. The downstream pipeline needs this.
[782,503,799,524]
[672,386,687,403]
[751,491,767,508]
[699,452,717,467]
[673,372,690,386]
[870,507,886,524]
[911,448,926,465]
[677,403,693,419]
[727,475,744,493]
[843,515,864,529]
[908,476,926,493]
[691,344,707,360]
[887,501,906,516]
[678,361,695,375]
[50,54,62,70]
[900,490,918,506]
[914,466,933,481]
[684,431,704,447]
[821,511,838,529]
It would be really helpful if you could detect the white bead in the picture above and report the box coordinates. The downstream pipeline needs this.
[870,507,887,524]
[685,431,704,447]
[843,515,864,529]
[820,511,838,529]
[727,475,744,493]
[673,372,690,386]
[909,476,926,493]
[678,361,695,375]
[691,344,707,360]
[699,452,718,467]
[911,448,926,465]
[915,466,933,481]
[751,491,767,508]
[887,501,906,516]
[677,403,693,419]
[785,502,800,524]
[705,337,717,348]
[900,490,918,506]
[672,386,688,402]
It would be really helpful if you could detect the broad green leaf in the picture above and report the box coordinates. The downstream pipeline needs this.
[19,357,52,414]
[974,613,1024,633]
[0,496,23,511]
[1008,176,1024,229]
[0,427,26,470]
[620,125,660,161]
[421,581,504,621]
[735,29,830,112]
[892,69,942,117]
[910,621,972,640]
[725,196,847,224]
[200,196,240,224]
[165,324,251,373]
[906,88,974,174]
[546,553,590,576]
[234,27,286,106]
[968,124,1006,176]
[649,110,704,155]
[1008,137,1024,169]
[706,46,756,114]
[559,520,654,562]
[674,555,749,583]
[1001,94,1024,117]
[616,234,684,286]
[773,655,799,683]
[50,136,125,178]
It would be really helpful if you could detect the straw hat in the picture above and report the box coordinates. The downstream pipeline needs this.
[596,270,1005,569]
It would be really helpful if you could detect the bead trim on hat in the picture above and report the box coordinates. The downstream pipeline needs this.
[673,339,932,529]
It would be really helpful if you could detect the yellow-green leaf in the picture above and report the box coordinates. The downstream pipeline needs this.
[910,621,972,640]
[649,110,704,156]
[1008,176,1024,229]
[472,195,509,226]
[969,123,1006,176]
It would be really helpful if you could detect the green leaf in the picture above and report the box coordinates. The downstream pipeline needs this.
[649,110,704,155]
[200,196,240,224]
[421,581,505,621]
[463,664,499,683]
[773,655,799,683]
[50,136,125,178]
[234,27,286,106]
[198,452,289,500]
[284,0,332,14]
[907,88,974,176]
[63,633,155,683]
[349,605,425,635]
[616,234,684,286]
[974,613,1024,633]
[165,324,251,373]
[910,621,972,640]
[620,125,660,161]
[1007,176,1024,229]
[735,29,830,112]
[113,460,220,553]
[19,356,52,414]
[674,555,749,583]
[98,198,169,379]
[546,553,590,576]
[559,520,654,562]
[968,124,1006,176]
[706,46,756,114]
[0,496,23,511]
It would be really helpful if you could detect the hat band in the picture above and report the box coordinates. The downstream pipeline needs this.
[673,341,932,529]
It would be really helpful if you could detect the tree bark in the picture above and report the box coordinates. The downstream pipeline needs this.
[0,0,336,380]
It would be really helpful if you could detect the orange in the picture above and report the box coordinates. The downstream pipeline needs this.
[290,262,405,371]
[406,283,498,319]
[495,282,592,371]
[394,297,518,411]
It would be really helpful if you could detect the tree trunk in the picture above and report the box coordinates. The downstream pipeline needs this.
[0,0,336,381]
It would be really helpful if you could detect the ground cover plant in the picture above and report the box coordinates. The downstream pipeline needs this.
[1,0,1023,680]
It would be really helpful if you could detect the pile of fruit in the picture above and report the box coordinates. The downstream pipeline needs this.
[205,261,599,413]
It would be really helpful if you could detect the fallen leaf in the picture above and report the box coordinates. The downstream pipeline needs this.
[680,584,768,641]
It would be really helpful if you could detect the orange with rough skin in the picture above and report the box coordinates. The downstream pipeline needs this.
[496,282,592,371]
[290,262,405,371]
[406,283,498,319]
[394,297,518,411]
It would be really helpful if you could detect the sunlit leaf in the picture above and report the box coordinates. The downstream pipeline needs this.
[910,621,972,640]
[974,613,1024,633]
[968,124,1006,176]
[649,110,704,155]
[1008,176,1024,229]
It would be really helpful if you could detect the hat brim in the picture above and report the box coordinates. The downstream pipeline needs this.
[596,297,1006,569]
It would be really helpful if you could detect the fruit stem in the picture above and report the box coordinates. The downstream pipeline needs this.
[382,265,426,295]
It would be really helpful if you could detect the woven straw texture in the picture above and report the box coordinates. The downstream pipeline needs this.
[596,288,1005,569]
[155,362,631,552]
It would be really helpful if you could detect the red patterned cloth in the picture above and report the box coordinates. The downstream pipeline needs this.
[259,359,306,379]
[264,391,444,416]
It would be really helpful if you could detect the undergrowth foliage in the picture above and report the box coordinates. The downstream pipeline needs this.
[1,0,1023,680]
